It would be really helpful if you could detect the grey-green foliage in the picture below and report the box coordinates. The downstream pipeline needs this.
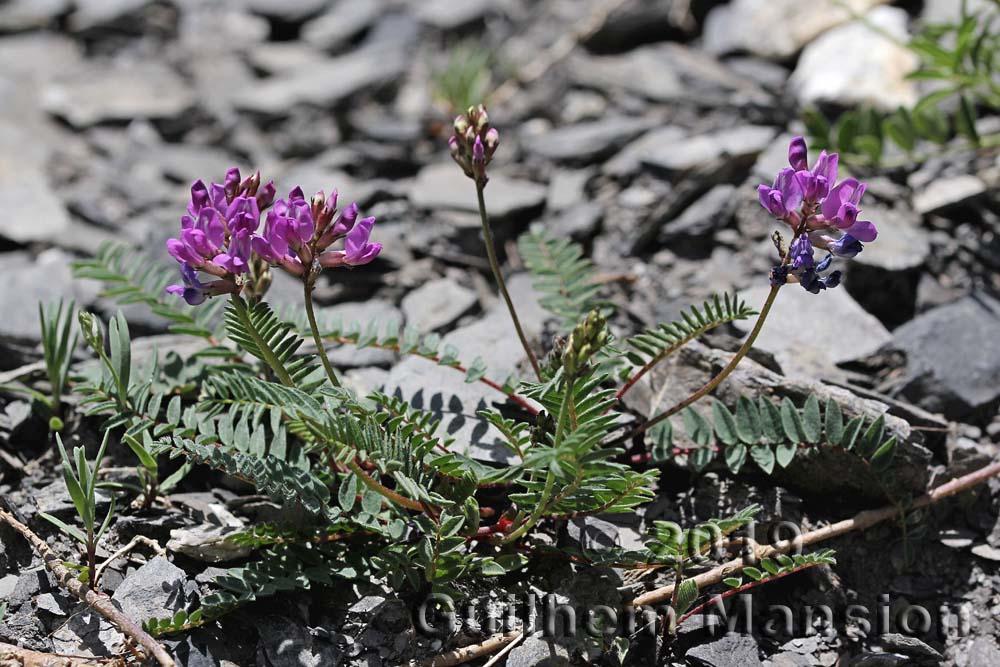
[72,243,224,339]
[804,1,1000,165]
[623,293,757,372]
[649,395,897,476]
[517,224,608,329]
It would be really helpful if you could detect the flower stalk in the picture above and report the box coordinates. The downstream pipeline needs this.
[476,182,542,380]
[303,277,341,387]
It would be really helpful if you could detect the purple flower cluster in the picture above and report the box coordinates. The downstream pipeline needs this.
[758,137,878,294]
[166,168,381,304]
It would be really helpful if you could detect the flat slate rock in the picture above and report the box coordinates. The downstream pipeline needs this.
[647,340,932,500]
[401,277,478,333]
[42,62,196,127]
[416,0,489,30]
[527,117,657,163]
[0,250,99,342]
[409,163,547,220]
[736,284,891,380]
[641,125,777,174]
[302,0,382,50]
[382,274,546,464]
[911,174,987,215]
[235,48,406,116]
[686,634,762,667]
[892,293,1000,417]
[0,159,70,245]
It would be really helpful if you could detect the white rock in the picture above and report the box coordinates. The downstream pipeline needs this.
[704,0,889,59]
[408,163,546,219]
[789,6,919,111]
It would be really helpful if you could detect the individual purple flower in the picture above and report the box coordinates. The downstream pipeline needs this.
[757,168,803,220]
[789,234,815,270]
[820,177,877,242]
[318,216,382,268]
[165,263,236,305]
[826,233,864,258]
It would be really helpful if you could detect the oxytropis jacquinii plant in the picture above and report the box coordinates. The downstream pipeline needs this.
[54,118,943,655]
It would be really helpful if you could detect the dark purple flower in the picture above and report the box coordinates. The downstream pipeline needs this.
[820,178,877,242]
[789,234,815,270]
[770,265,789,287]
[828,233,864,258]
[166,264,209,305]
[788,136,808,172]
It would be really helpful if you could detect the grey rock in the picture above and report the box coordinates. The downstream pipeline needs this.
[68,0,164,33]
[648,340,932,500]
[42,62,196,128]
[0,158,70,244]
[248,0,329,22]
[703,0,885,59]
[603,126,687,178]
[416,0,489,30]
[641,125,777,175]
[686,634,761,667]
[878,633,943,659]
[660,185,737,241]
[892,293,1000,417]
[770,653,814,667]
[790,7,918,111]
[851,653,908,667]
[311,299,402,368]
[547,170,591,212]
[110,556,188,625]
[736,284,891,380]
[967,638,1000,665]
[912,175,987,215]
[571,43,770,107]
[584,0,689,51]
[235,49,405,116]
[167,525,252,563]
[0,0,69,31]
[0,251,99,343]
[0,573,17,599]
[528,117,657,163]
[382,274,546,463]
[971,544,1000,561]
[302,0,382,50]
[845,204,929,328]
[248,43,331,76]
[506,636,571,667]
[546,203,602,243]
[257,615,341,667]
[409,163,546,221]
[401,278,478,333]
[360,11,420,52]
[567,517,619,553]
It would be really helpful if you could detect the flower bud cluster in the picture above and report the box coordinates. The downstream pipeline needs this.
[449,104,500,185]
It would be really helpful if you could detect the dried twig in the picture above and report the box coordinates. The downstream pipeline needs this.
[92,535,167,587]
[405,631,522,667]
[631,459,1000,607]
[0,642,122,667]
[0,507,176,667]
[480,632,524,667]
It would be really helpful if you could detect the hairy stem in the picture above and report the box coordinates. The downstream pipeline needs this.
[303,281,341,387]
[476,183,542,380]
[230,294,295,387]
[629,285,781,442]
[502,376,574,544]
